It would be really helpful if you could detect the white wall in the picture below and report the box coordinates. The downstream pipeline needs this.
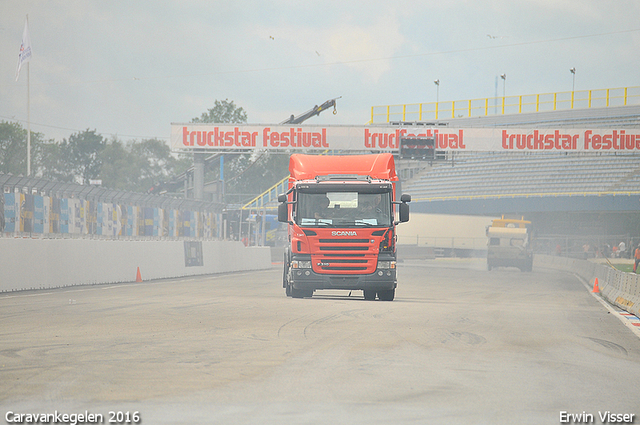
[397,212,496,249]
[0,239,272,292]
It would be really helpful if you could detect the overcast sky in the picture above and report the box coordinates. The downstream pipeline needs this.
[1,0,639,143]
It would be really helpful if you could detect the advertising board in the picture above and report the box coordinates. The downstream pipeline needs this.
[171,124,640,153]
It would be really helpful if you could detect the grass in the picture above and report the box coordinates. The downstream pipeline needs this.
[612,263,635,273]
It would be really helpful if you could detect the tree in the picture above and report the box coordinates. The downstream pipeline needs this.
[0,122,197,195]
[38,140,69,182]
[190,100,290,204]
[0,121,48,176]
[191,99,248,124]
[225,152,290,202]
[97,137,138,190]
[96,137,191,193]
[128,138,191,192]
[62,129,106,184]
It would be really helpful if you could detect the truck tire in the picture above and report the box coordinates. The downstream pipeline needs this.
[291,287,313,298]
[283,254,292,297]
[377,289,395,301]
[363,290,376,301]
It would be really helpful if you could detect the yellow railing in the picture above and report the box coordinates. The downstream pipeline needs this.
[241,175,289,210]
[370,86,640,124]
[241,150,334,211]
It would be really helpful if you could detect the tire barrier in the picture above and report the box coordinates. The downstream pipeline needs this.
[1,173,224,239]
[2,192,220,238]
[535,254,640,318]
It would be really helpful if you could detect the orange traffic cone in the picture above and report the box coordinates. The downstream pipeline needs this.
[136,267,142,283]
[592,277,600,293]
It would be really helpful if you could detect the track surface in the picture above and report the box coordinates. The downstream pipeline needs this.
[1,259,640,424]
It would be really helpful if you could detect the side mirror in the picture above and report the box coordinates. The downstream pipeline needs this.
[399,202,410,223]
[277,202,289,223]
[278,193,287,203]
[401,194,411,203]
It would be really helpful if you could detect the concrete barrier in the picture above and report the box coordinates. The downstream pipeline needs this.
[535,254,640,318]
[0,238,272,292]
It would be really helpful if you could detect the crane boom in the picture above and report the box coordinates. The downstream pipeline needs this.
[281,97,341,124]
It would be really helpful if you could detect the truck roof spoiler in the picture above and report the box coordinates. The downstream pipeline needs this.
[315,174,373,182]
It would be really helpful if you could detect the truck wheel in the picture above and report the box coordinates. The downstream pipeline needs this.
[377,289,395,301]
[520,259,533,272]
[291,288,313,298]
[283,257,292,297]
[363,290,376,301]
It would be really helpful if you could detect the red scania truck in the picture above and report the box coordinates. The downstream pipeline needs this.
[277,153,411,301]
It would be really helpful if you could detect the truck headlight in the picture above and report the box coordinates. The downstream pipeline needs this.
[292,260,312,269]
[377,261,396,269]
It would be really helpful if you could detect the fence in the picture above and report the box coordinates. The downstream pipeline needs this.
[534,235,636,260]
[1,173,224,239]
[397,233,636,260]
[370,86,640,123]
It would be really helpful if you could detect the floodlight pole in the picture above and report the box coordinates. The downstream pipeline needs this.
[434,79,440,119]
[500,74,506,114]
[570,68,576,108]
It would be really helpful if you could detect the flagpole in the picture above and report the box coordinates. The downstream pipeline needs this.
[26,14,31,176]
[27,61,31,176]
[17,14,32,176]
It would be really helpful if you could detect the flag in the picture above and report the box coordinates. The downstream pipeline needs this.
[15,17,32,82]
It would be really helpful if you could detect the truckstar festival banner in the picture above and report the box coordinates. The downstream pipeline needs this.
[170,124,640,153]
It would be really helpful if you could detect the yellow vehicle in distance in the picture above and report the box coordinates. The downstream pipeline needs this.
[486,216,533,272]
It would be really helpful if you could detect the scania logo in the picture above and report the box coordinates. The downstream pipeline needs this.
[332,231,357,236]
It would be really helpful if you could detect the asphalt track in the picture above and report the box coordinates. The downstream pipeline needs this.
[1,259,640,425]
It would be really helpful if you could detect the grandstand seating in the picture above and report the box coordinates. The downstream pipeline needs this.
[402,152,640,200]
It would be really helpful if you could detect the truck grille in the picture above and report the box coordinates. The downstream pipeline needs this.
[319,239,370,243]
[319,246,369,251]
[321,266,368,271]
[312,237,376,273]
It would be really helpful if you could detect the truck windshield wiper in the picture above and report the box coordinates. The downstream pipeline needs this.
[313,220,335,227]
[353,220,376,227]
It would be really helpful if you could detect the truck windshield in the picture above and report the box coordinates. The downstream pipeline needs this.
[296,191,392,227]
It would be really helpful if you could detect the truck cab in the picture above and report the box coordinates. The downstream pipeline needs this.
[278,154,410,301]
[486,216,533,272]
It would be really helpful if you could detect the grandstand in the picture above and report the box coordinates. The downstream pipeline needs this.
[390,98,640,244]
[380,87,640,213]
[396,150,640,257]
[392,99,640,221]
[404,151,640,200]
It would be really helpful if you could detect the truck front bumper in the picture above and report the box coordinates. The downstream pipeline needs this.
[289,267,397,292]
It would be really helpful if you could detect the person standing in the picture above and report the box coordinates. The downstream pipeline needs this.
[618,241,626,258]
